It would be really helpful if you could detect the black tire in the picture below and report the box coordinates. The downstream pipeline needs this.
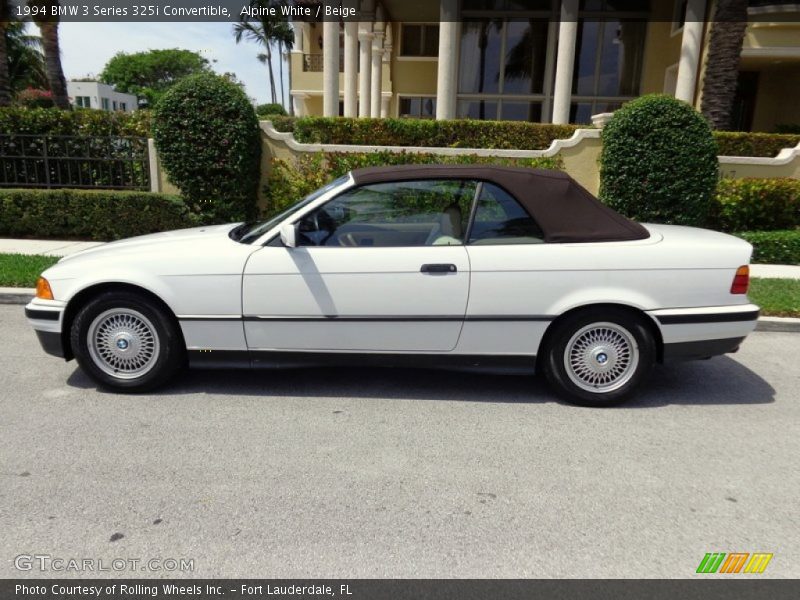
[70,291,184,393]
[542,308,656,407]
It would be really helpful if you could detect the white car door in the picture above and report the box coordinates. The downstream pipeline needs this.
[242,178,477,352]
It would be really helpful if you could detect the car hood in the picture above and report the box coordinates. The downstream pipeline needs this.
[57,223,241,264]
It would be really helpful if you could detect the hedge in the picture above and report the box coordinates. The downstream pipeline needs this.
[264,151,563,216]
[0,106,151,137]
[0,189,198,241]
[708,178,800,233]
[273,116,579,150]
[737,230,800,265]
[256,103,287,117]
[600,95,718,227]
[714,131,800,158]
[153,73,262,222]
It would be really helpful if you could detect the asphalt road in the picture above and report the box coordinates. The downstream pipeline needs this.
[1,304,798,579]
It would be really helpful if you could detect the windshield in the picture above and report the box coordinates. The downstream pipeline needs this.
[234,175,350,244]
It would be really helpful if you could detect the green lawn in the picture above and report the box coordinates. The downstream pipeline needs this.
[0,253,60,288]
[748,278,800,318]
[1,253,798,318]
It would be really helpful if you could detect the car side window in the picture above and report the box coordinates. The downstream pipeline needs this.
[468,183,545,245]
[297,179,476,247]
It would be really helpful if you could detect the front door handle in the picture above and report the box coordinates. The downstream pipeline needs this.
[421,263,457,274]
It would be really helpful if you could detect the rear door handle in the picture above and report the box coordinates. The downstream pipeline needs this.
[420,263,457,274]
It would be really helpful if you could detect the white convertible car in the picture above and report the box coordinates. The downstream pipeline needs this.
[26,165,759,406]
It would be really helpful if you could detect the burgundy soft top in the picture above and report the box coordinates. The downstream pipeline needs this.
[350,164,649,243]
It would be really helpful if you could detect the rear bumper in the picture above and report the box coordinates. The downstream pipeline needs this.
[662,337,745,361]
[648,303,759,362]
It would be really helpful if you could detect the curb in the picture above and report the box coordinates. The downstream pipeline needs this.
[2,288,799,332]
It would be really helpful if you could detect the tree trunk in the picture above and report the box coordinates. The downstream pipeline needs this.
[37,21,70,109]
[0,23,11,106]
[700,0,749,130]
[265,42,277,104]
[278,39,285,110]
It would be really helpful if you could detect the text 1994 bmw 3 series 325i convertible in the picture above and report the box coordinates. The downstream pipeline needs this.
[26,165,759,406]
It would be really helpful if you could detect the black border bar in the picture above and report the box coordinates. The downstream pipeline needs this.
[3,579,798,600]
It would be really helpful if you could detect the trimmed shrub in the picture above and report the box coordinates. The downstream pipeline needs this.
[714,131,800,157]
[282,117,579,150]
[0,189,198,241]
[600,94,719,226]
[0,106,151,137]
[256,103,288,117]
[152,73,261,222]
[709,178,800,232]
[737,230,800,265]
[270,115,296,132]
[264,151,563,216]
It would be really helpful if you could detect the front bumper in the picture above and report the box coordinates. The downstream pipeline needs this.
[25,300,67,359]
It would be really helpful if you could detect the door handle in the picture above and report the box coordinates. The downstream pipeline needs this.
[421,263,457,274]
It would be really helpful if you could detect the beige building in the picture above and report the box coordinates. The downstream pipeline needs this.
[288,0,800,132]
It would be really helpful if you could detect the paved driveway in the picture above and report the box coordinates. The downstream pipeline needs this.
[1,304,797,578]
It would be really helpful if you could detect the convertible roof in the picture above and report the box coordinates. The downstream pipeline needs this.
[350,164,649,243]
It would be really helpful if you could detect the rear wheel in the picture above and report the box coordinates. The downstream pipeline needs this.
[71,291,183,392]
[543,308,656,406]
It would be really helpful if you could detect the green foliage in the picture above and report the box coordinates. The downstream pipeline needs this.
[256,103,287,117]
[0,106,151,136]
[100,48,212,107]
[153,73,262,223]
[269,115,296,132]
[600,94,719,226]
[282,117,579,150]
[714,131,800,157]
[709,178,800,232]
[0,189,198,241]
[736,230,800,265]
[0,253,59,287]
[5,22,48,94]
[264,151,563,216]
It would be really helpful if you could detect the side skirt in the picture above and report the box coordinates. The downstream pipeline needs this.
[187,350,537,374]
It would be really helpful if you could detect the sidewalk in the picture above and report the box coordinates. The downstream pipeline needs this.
[4,238,799,277]
[2,238,798,331]
[0,238,104,257]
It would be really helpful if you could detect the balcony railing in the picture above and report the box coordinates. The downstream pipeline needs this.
[303,53,344,73]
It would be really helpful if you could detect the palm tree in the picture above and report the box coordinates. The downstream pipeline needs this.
[234,0,294,107]
[700,0,749,130]
[0,0,12,106]
[6,21,48,94]
[27,0,70,109]
[275,21,293,111]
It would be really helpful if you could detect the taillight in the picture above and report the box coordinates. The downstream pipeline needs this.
[730,265,749,295]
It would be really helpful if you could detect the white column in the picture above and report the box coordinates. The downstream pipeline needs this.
[291,22,303,53]
[675,0,707,104]
[552,0,579,125]
[435,0,459,120]
[381,94,390,118]
[358,25,373,117]
[343,22,358,117]
[371,31,384,118]
[322,20,340,117]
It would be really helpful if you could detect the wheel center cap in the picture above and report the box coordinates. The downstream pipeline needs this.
[596,352,608,364]
[114,334,132,352]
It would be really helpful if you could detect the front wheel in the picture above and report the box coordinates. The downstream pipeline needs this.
[70,291,184,392]
[543,309,656,407]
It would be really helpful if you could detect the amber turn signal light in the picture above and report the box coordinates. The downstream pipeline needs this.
[730,265,749,295]
[36,277,54,300]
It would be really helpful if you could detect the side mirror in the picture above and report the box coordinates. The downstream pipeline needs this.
[280,222,297,248]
